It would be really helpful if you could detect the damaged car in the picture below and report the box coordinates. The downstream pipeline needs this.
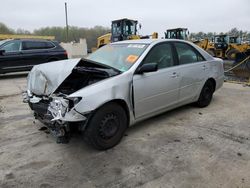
[23,39,224,150]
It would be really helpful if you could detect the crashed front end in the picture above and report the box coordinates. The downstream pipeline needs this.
[23,58,118,142]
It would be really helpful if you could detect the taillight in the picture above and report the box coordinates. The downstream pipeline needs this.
[64,51,68,58]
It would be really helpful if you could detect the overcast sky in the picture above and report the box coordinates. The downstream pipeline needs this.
[1,0,250,36]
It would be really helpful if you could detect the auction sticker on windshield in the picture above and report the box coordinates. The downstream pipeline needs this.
[126,55,138,63]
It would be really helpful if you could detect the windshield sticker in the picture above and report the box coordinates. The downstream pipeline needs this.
[126,55,138,63]
[127,44,145,48]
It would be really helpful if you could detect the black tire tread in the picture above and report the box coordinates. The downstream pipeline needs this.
[84,102,127,150]
[196,80,214,108]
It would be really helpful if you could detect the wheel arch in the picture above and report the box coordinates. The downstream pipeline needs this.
[91,99,130,127]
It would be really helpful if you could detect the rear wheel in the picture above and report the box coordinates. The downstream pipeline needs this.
[84,103,127,150]
[196,81,214,107]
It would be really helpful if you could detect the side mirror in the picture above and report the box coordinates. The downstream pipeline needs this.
[0,49,5,55]
[136,63,158,74]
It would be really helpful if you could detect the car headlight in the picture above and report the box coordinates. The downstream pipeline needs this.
[48,97,82,121]
[48,97,69,120]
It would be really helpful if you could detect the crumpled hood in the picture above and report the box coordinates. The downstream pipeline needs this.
[27,58,81,96]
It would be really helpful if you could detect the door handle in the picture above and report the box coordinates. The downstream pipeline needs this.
[171,72,178,78]
[202,65,207,70]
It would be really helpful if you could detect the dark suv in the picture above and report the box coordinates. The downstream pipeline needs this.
[0,39,68,74]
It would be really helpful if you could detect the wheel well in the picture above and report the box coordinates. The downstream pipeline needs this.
[97,99,130,127]
[207,78,216,92]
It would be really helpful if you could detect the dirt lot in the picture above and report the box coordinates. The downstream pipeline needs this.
[0,73,250,188]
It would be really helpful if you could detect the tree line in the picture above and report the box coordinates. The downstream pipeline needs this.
[0,22,110,49]
[1,22,250,49]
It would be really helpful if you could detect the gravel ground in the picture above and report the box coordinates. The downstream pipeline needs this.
[0,73,250,188]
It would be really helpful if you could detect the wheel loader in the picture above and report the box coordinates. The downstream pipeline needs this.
[164,28,215,56]
[165,28,189,40]
[164,28,250,60]
[209,34,250,60]
[96,18,158,49]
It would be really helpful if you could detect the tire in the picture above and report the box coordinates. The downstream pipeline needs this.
[226,49,240,60]
[196,81,214,108]
[84,102,128,150]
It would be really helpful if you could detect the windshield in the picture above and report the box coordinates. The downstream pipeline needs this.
[87,43,148,72]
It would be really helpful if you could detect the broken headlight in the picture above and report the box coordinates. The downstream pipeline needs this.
[48,97,82,121]
[48,98,69,121]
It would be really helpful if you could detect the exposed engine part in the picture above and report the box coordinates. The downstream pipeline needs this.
[55,61,119,95]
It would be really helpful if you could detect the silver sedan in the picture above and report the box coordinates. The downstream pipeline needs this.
[23,39,224,150]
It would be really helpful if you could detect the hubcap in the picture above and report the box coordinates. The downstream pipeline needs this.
[99,113,119,139]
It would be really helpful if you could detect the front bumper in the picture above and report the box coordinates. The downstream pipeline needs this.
[23,90,87,124]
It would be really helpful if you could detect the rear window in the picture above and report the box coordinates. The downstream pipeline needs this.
[22,41,55,50]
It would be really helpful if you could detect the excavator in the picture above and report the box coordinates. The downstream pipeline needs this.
[96,18,158,49]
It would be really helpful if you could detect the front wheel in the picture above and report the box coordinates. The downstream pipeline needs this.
[84,103,127,150]
[226,49,240,60]
[196,81,214,107]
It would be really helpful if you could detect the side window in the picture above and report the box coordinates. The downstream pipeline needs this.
[22,41,47,50]
[174,42,205,65]
[143,43,174,69]
[45,42,55,49]
[1,41,21,52]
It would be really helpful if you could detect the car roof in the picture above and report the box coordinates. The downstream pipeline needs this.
[112,39,214,61]
[112,39,189,45]
[1,38,55,42]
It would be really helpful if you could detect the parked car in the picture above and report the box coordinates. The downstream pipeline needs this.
[23,39,224,150]
[0,39,68,74]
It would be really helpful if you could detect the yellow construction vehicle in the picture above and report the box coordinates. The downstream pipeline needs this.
[96,18,158,49]
[164,28,250,60]
[164,28,215,56]
[165,28,189,40]
[227,36,250,60]
[210,34,250,60]
[193,39,215,56]
[0,34,55,40]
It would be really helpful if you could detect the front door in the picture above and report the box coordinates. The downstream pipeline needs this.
[0,40,23,72]
[133,42,180,119]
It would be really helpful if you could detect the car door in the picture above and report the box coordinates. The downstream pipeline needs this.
[173,42,209,103]
[0,40,22,72]
[133,42,180,119]
[21,41,49,66]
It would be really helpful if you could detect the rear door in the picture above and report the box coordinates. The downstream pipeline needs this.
[173,42,209,103]
[21,41,52,66]
[133,42,180,119]
[0,40,23,72]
